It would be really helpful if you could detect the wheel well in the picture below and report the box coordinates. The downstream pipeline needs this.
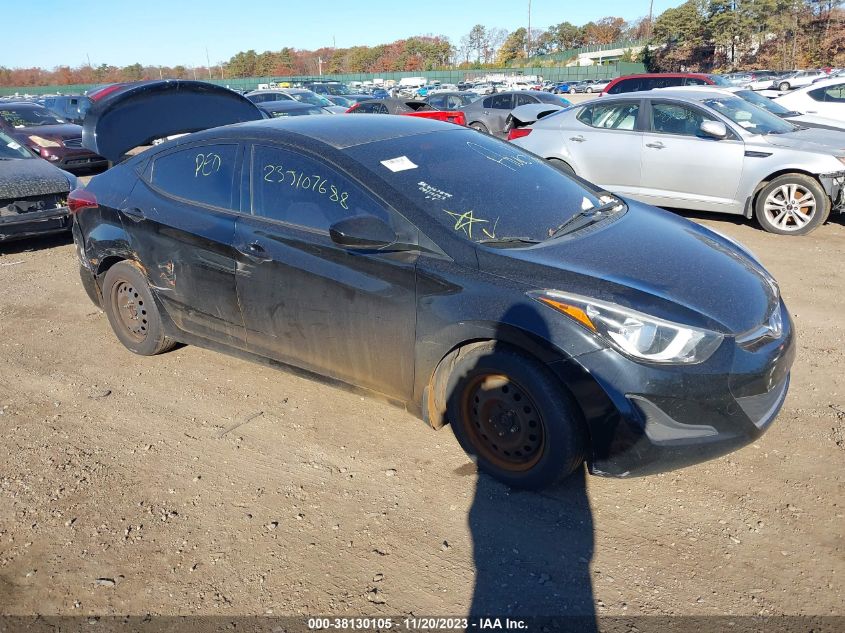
[96,255,127,278]
[747,169,825,218]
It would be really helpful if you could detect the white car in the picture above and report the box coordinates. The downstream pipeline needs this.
[774,78,845,121]
[744,74,778,90]
[771,70,828,91]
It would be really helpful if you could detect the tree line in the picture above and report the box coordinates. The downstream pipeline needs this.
[1,1,844,87]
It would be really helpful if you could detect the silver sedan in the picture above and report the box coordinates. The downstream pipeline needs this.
[509,89,845,234]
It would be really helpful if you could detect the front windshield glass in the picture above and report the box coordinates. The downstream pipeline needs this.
[326,83,353,96]
[346,129,612,244]
[734,89,793,115]
[0,131,32,159]
[701,96,796,135]
[0,105,64,128]
[290,90,333,107]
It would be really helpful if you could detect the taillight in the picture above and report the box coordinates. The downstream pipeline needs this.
[452,112,467,126]
[507,128,532,140]
[67,188,98,215]
[345,104,359,113]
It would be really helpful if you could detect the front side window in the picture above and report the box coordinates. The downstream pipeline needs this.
[577,102,639,130]
[150,144,238,209]
[251,145,389,232]
[650,102,718,136]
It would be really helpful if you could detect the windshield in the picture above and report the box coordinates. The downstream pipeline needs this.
[290,90,333,107]
[734,89,793,116]
[0,105,65,128]
[701,96,796,135]
[0,131,33,159]
[325,83,353,96]
[346,129,611,244]
[707,75,732,86]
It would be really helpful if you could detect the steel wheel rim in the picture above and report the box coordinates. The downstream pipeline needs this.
[111,279,149,343]
[461,374,545,472]
[763,183,817,232]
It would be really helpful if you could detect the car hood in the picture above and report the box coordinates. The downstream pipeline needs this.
[785,112,845,131]
[0,157,72,198]
[14,123,82,140]
[476,202,778,335]
[757,127,845,152]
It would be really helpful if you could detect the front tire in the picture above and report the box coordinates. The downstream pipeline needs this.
[586,87,594,93]
[778,81,790,91]
[569,87,576,94]
[754,174,829,235]
[470,122,489,134]
[102,261,176,355]
[445,343,586,489]
[548,158,576,176]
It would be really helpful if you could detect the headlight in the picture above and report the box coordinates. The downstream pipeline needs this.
[28,135,61,148]
[529,290,724,364]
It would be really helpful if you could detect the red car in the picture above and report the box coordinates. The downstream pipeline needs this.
[347,98,466,126]
[601,73,730,95]
[0,102,107,172]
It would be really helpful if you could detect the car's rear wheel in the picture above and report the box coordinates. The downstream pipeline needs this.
[778,81,791,91]
[586,87,594,93]
[102,261,176,355]
[470,122,489,134]
[445,343,586,489]
[754,174,829,235]
[569,87,576,94]
[548,158,576,176]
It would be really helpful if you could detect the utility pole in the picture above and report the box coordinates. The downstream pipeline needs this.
[648,0,654,39]
[318,57,323,76]
[205,47,213,79]
[527,0,532,61]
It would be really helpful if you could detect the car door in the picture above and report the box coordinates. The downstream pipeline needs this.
[639,99,745,211]
[483,93,515,136]
[233,143,418,399]
[804,84,845,119]
[123,142,247,348]
[563,100,644,195]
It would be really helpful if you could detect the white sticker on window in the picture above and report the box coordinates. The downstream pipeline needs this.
[380,156,418,172]
[7,141,21,149]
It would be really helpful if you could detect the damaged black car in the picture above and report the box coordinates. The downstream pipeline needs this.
[70,81,795,489]
[1,130,77,242]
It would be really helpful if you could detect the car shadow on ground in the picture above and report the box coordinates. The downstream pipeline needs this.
[0,231,72,255]
[450,303,597,629]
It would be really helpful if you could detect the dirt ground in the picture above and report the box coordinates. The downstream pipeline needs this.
[0,204,843,623]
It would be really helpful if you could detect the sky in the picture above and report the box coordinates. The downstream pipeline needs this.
[7,0,683,69]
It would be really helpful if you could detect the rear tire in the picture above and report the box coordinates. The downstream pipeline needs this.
[778,81,790,91]
[754,173,829,235]
[569,87,576,94]
[445,342,586,490]
[470,122,489,134]
[548,158,576,176]
[586,87,593,93]
[102,261,176,355]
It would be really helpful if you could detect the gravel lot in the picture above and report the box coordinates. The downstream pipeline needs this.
[0,202,843,621]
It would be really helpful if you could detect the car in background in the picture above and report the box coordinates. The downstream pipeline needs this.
[346,98,466,125]
[424,91,479,111]
[774,78,845,121]
[460,91,571,137]
[603,73,728,95]
[71,79,795,489]
[509,88,845,234]
[0,129,77,242]
[551,82,574,94]
[325,95,356,109]
[258,101,329,118]
[570,79,611,94]
[245,89,297,104]
[0,102,106,172]
[40,95,92,124]
[771,70,828,91]
[468,83,496,96]
[744,73,779,91]
[370,88,390,99]
[302,81,371,104]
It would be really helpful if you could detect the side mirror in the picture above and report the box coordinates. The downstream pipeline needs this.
[329,215,397,249]
[700,120,728,139]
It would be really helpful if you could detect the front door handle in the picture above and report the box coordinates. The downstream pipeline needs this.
[236,241,272,262]
[646,141,666,149]
[121,207,145,222]
[570,135,586,142]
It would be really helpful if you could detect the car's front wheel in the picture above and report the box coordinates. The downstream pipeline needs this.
[586,87,594,93]
[470,122,489,134]
[569,87,576,94]
[754,174,829,235]
[102,261,176,355]
[778,81,791,91]
[446,342,586,489]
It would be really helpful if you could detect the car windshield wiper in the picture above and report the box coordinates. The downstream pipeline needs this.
[476,236,540,246]
[547,199,624,240]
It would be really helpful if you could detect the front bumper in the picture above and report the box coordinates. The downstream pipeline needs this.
[819,171,845,212]
[551,301,796,477]
[0,206,72,242]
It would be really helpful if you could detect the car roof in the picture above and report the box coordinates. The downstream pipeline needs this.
[192,113,455,150]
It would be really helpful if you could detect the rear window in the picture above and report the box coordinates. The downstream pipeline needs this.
[577,102,639,130]
[150,144,238,209]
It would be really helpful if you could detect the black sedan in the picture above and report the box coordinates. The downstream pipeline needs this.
[1,129,77,242]
[69,81,794,489]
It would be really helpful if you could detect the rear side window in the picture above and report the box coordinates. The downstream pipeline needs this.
[608,78,641,94]
[516,94,537,106]
[250,145,389,232]
[482,97,493,108]
[808,85,845,102]
[428,95,445,109]
[684,77,710,86]
[577,102,640,130]
[490,94,514,109]
[150,144,238,210]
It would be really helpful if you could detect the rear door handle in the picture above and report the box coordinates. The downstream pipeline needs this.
[121,207,145,222]
[236,241,272,262]
[569,135,586,142]
[646,141,665,149]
